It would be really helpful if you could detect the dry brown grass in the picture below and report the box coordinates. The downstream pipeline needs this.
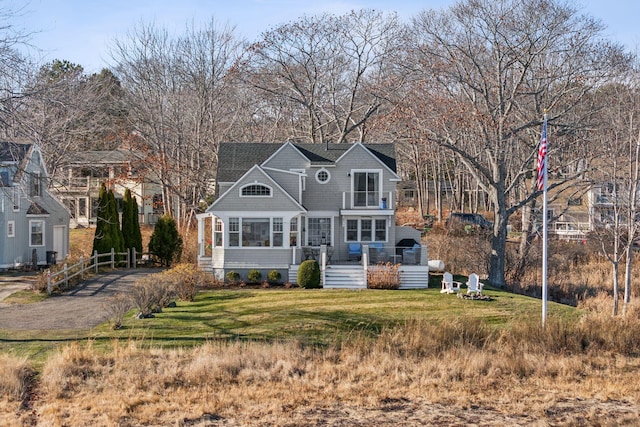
[2,311,640,425]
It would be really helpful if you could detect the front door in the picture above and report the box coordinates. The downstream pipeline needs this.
[53,225,67,261]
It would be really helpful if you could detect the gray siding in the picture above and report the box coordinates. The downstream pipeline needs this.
[221,248,292,269]
[264,169,301,203]
[301,144,397,211]
[0,161,69,269]
[211,168,303,213]
[262,144,308,171]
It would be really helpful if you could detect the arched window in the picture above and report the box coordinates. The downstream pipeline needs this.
[241,184,271,197]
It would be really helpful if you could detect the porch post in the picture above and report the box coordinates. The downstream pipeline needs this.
[197,214,204,257]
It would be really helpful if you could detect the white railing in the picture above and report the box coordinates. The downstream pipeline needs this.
[341,191,394,210]
[550,221,590,240]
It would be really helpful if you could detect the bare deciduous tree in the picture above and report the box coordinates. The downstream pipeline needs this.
[241,10,405,144]
[111,20,242,225]
[405,0,630,287]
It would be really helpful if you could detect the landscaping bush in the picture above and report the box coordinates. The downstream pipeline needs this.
[247,269,262,284]
[367,263,400,289]
[226,270,240,284]
[103,293,131,329]
[130,278,154,318]
[162,263,203,301]
[268,269,281,284]
[297,260,321,289]
[130,275,174,318]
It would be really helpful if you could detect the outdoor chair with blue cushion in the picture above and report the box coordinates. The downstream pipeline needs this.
[348,243,362,261]
[368,242,388,264]
[402,243,421,264]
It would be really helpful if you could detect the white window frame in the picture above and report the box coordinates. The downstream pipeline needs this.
[229,217,240,247]
[315,168,331,184]
[289,217,298,247]
[239,183,272,198]
[306,217,332,246]
[228,217,287,248]
[272,217,283,247]
[344,217,388,243]
[7,220,15,238]
[214,218,223,247]
[351,169,382,208]
[29,219,45,247]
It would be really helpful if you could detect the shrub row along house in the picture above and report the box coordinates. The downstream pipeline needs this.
[196,142,426,288]
[0,141,69,269]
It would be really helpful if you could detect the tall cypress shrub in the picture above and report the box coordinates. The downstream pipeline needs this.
[122,189,143,254]
[107,189,125,254]
[92,182,111,255]
[92,183,125,258]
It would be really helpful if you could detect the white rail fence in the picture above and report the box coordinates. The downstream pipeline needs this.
[46,248,152,295]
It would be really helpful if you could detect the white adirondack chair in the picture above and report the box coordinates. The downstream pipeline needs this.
[466,273,483,295]
[441,272,462,294]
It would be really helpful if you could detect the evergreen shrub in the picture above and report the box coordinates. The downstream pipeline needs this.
[297,260,321,289]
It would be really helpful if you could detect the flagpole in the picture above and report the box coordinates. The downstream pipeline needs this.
[541,111,548,327]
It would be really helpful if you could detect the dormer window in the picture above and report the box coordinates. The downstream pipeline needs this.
[241,183,272,197]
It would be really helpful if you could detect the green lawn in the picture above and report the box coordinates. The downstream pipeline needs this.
[0,285,577,363]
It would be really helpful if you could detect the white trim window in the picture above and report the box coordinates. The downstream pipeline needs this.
[315,168,331,184]
[214,218,223,247]
[353,170,380,208]
[240,183,272,197]
[7,220,15,238]
[345,217,387,243]
[290,218,298,247]
[272,218,283,247]
[307,217,331,246]
[29,220,45,247]
[229,217,240,247]
[228,217,286,247]
[30,171,42,197]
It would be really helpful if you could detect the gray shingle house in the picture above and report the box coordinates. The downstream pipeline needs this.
[0,141,69,269]
[197,142,426,287]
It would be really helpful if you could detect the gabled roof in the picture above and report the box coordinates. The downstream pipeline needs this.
[216,142,396,182]
[216,143,283,182]
[26,201,50,215]
[0,141,31,163]
[64,149,144,166]
[207,164,306,213]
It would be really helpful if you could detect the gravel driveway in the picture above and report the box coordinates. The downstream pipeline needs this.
[0,268,157,330]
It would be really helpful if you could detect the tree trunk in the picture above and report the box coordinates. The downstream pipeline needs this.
[612,261,619,316]
[623,246,632,316]
[488,187,509,288]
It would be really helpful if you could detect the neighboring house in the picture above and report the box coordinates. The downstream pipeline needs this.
[531,181,623,241]
[50,149,164,228]
[197,142,426,287]
[0,141,69,269]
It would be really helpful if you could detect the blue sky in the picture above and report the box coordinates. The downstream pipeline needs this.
[8,0,640,74]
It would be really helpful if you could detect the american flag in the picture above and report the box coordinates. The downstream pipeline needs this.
[537,115,547,191]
